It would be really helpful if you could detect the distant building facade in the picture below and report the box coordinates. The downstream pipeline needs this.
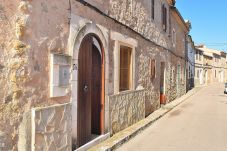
[195,48,204,85]
[195,45,227,86]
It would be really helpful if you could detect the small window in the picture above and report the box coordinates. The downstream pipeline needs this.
[162,4,167,32]
[151,0,155,20]
[119,45,132,92]
[150,59,156,80]
[196,51,199,60]
[172,29,176,47]
[199,52,202,61]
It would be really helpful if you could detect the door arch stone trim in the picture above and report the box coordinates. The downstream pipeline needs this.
[69,17,109,147]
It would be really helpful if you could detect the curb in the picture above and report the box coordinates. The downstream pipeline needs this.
[88,87,202,151]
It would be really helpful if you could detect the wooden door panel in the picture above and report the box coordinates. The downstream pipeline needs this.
[77,35,104,148]
[91,45,101,135]
[77,36,92,147]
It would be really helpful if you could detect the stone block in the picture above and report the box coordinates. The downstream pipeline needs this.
[31,103,72,151]
[109,90,145,134]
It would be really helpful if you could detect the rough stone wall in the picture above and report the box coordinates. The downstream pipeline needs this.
[165,62,178,102]
[0,0,70,150]
[31,103,71,151]
[0,1,30,150]
[109,0,171,49]
[25,0,70,106]
[137,45,168,115]
[110,90,145,134]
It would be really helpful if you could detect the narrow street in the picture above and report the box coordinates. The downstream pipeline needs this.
[117,84,227,151]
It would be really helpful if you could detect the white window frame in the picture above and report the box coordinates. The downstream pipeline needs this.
[119,44,133,92]
[50,53,71,97]
[111,31,137,94]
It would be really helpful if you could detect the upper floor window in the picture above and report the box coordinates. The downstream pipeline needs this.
[172,29,176,47]
[151,0,155,20]
[162,4,167,32]
[195,51,199,60]
[199,52,202,61]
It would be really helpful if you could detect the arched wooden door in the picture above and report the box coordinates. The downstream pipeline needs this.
[77,35,104,147]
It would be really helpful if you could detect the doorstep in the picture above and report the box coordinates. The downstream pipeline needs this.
[88,87,202,151]
[75,133,110,151]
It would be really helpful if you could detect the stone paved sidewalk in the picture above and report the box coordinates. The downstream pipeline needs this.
[88,87,202,151]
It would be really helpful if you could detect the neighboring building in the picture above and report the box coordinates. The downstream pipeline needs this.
[0,0,189,150]
[186,34,195,91]
[195,47,204,86]
[169,5,190,99]
[195,45,227,86]
[203,51,213,84]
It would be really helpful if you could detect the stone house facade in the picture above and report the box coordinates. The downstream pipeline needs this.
[195,45,227,86]
[0,0,189,150]
[203,51,213,84]
[169,6,189,98]
[186,35,195,91]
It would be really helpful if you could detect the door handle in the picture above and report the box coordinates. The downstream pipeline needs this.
[84,84,88,92]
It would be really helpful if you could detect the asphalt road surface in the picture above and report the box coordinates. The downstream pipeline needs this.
[117,84,227,151]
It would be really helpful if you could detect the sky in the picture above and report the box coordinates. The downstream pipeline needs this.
[176,0,227,52]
